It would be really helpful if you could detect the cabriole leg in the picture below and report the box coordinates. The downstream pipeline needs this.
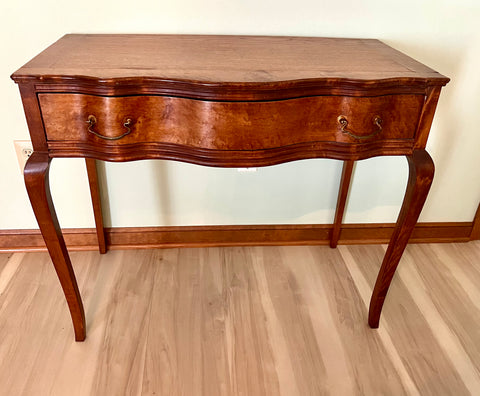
[24,152,86,341]
[368,150,434,328]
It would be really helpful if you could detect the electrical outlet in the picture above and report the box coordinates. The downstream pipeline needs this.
[14,140,33,173]
[237,167,257,172]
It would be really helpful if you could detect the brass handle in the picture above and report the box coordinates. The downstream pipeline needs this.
[337,115,383,140]
[86,115,133,140]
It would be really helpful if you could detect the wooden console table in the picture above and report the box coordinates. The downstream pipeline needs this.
[11,34,449,341]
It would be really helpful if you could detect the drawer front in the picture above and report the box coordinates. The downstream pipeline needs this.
[38,94,423,150]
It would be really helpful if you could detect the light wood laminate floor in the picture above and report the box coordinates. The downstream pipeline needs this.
[1,242,480,395]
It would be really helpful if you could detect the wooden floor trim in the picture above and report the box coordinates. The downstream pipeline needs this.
[0,222,473,252]
[471,203,480,240]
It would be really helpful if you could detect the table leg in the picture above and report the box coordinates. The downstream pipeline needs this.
[24,152,86,341]
[85,158,107,254]
[368,149,434,328]
[330,160,354,248]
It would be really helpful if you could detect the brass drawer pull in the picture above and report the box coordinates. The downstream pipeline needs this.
[337,115,383,140]
[86,115,133,140]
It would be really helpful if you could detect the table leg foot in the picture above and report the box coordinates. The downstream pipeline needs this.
[368,150,434,328]
[24,152,86,341]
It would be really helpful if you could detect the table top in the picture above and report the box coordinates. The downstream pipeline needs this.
[12,34,448,87]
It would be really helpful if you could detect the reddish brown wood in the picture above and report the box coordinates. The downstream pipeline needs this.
[11,35,449,100]
[39,93,423,145]
[471,202,480,240]
[330,160,355,248]
[46,140,417,166]
[38,93,423,164]
[414,86,442,149]
[368,149,435,328]
[0,222,473,252]
[85,158,106,254]
[17,84,48,152]
[11,35,450,340]
[23,152,86,341]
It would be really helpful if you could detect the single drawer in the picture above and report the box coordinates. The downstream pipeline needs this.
[38,94,424,150]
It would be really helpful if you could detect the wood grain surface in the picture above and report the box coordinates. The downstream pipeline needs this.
[12,35,446,82]
[11,35,449,100]
[1,242,479,395]
[39,93,423,147]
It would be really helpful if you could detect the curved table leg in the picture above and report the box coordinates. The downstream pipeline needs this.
[24,152,86,341]
[368,149,434,328]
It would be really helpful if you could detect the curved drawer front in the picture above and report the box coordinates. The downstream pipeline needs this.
[38,93,423,151]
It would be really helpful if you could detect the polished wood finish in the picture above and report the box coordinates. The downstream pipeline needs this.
[0,222,473,252]
[414,86,443,149]
[11,35,449,340]
[17,84,47,152]
[369,150,435,327]
[1,243,480,395]
[39,93,423,164]
[85,159,106,254]
[12,35,448,98]
[23,152,86,341]
[330,160,354,248]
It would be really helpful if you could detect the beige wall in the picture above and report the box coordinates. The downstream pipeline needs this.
[1,0,479,229]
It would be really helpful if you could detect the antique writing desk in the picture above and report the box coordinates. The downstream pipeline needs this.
[11,35,449,341]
